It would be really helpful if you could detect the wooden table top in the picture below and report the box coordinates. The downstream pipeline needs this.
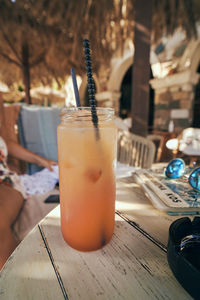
[0,165,193,300]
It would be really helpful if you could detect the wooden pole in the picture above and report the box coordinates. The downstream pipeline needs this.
[22,41,32,104]
[130,0,153,137]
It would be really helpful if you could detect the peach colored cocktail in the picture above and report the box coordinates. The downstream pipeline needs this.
[57,107,117,251]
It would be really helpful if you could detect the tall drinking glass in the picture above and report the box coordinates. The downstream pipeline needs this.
[57,107,117,251]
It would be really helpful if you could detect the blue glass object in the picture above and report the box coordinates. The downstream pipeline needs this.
[165,158,185,179]
[189,167,200,191]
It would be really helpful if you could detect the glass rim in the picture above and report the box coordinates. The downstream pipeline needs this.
[60,106,114,114]
[59,106,115,124]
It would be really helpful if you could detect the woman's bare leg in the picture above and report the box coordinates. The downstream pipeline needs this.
[0,226,19,270]
[0,185,24,270]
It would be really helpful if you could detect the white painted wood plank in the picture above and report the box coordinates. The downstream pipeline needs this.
[116,175,186,247]
[0,226,64,300]
[40,207,192,300]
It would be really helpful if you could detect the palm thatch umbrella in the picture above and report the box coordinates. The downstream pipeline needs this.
[0,0,199,104]
[153,0,200,42]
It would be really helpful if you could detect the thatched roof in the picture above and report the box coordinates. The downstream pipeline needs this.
[0,0,199,90]
[152,0,200,42]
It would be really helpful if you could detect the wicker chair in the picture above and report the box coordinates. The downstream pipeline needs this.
[117,130,156,168]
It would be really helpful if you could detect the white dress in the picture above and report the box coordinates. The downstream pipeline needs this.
[0,136,59,197]
[0,136,27,198]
